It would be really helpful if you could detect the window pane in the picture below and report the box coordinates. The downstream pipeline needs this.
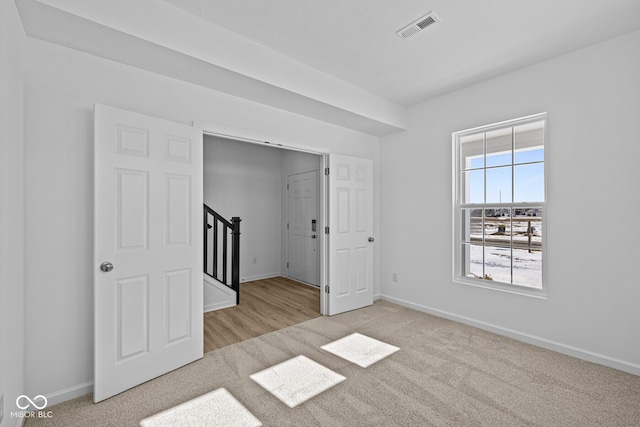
[483,209,511,247]
[512,212,542,253]
[484,245,512,283]
[515,148,544,164]
[486,128,512,167]
[486,166,512,203]
[460,170,484,204]
[461,243,483,279]
[512,247,542,289]
[461,209,483,243]
[470,157,484,169]
[514,163,544,202]
[514,121,544,164]
[460,134,484,169]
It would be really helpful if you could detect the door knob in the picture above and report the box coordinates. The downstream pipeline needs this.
[311,235,317,239]
[100,262,114,272]
[368,237,375,242]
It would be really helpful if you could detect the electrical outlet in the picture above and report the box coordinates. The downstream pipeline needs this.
[392,272,398,283]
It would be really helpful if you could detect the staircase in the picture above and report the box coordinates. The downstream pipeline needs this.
[203,203,241,306]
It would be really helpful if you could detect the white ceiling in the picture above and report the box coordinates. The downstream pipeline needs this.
[162,0,640,106]
[16,0,640,135]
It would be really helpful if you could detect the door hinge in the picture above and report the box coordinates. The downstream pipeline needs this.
[325,286,330,294]
[325,167,329,176]
[325,226,329,234]
[287,183,289,190]
[287,222,289,229]
[287,262,289,269]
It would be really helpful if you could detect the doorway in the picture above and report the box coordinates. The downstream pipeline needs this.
[202,134,326,313]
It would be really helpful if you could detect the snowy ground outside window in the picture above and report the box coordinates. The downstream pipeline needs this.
[468,244,542,288]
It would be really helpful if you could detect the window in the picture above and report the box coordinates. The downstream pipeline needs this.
[453,113,546,295]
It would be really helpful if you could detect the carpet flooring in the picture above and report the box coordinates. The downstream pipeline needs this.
[25,300,640,426]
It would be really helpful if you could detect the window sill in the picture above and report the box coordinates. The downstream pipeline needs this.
[453,276,548,299]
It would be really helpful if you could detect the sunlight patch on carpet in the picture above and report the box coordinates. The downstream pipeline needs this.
[139,388,262,427]
[250,355,345,408]
[321,333,400,368]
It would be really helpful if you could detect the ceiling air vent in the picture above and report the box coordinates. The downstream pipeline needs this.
[396,12,440,40]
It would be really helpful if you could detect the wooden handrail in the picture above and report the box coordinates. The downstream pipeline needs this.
[204,203,234,228]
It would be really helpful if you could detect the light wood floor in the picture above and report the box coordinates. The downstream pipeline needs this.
[203,276,321,353]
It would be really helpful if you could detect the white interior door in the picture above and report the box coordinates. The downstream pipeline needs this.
[328,154,373,315]
[94,104,203,402]
[287,171,318,286]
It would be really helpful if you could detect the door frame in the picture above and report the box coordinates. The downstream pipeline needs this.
[198,126,330,315]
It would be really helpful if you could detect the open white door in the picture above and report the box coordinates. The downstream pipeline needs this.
[94,104,203,402]
[328,154,374,315]
[287,171,319,286]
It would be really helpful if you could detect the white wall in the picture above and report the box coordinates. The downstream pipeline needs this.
[204,136,283,281]
[0,0,26,423]
[14,0,406,135]
[380,30,640,374]
[280,150,322,279]
[23,37,380,404]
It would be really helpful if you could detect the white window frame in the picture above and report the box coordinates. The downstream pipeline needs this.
[452,113,547,298]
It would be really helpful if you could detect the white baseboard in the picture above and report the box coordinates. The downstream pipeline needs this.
[240,272,282,282]
[44,381,93,408]
[204,301,236,313]
[380,294,640,376]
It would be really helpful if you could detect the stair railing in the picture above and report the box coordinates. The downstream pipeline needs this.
[203,203,241,305]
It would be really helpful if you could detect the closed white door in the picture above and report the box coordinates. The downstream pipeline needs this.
[287,171,318,286]
[93,104,203,402]
[328,154,374,315]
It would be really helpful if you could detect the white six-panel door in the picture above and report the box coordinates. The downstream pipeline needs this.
[287,171,319,286]
[93,104,203,402]
[328,154,373,315]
